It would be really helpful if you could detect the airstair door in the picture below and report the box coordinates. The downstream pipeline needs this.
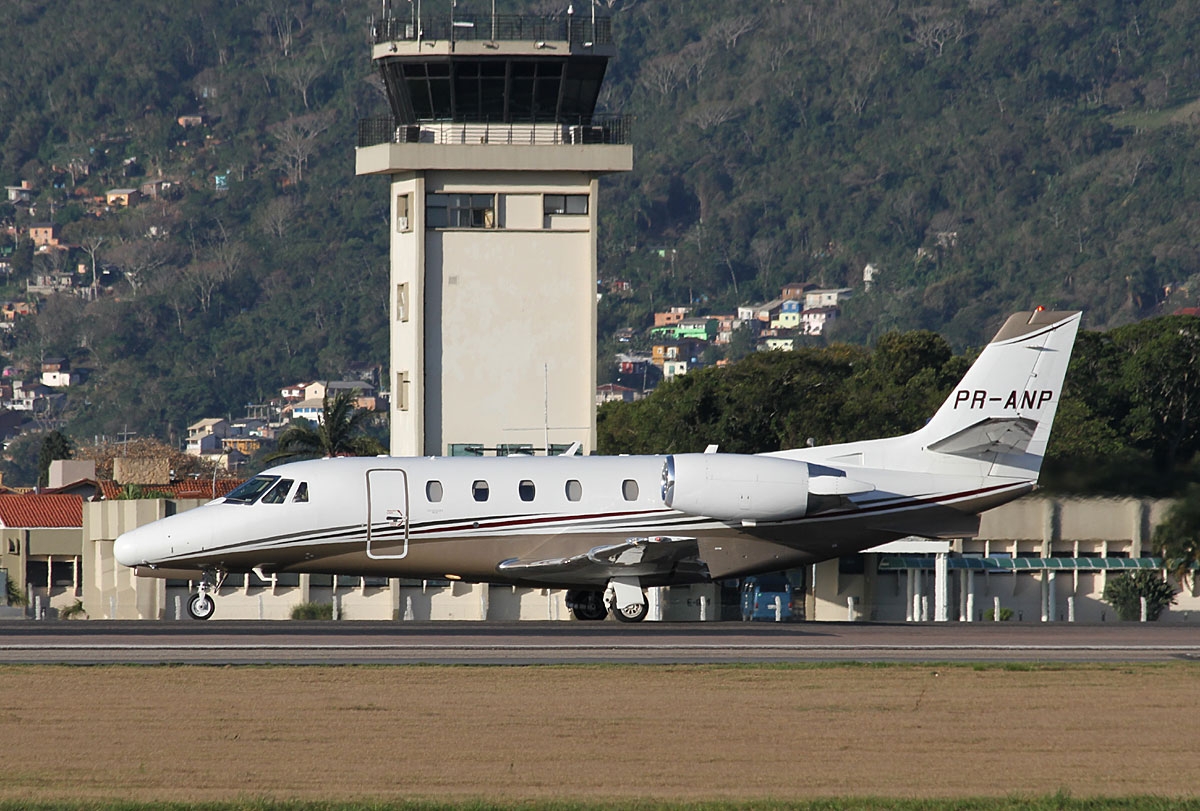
[366,468,409,559]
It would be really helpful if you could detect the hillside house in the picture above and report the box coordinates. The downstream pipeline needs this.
[5,181,34,203]
[654,307,689,328]
[186,418,229,456]
[801,306,839,336]
[105,188,140,207]
[596,383,640,405]
[289,398,325,424]
[40,358,74,388]
[615,353,652,375]
[1,302,34,330]
[762,335,797,352]
[281,382,310,401]
[28,223,61,249]
[771,299,803,330]
[780,282,814,300]
[804,288,853,310]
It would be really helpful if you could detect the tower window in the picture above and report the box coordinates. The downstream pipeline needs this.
[426,193,496,228]
[396,283,409,322]
[543,194,588,215]
[396,193,411,232]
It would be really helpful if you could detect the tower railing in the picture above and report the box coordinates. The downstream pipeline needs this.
[357,116,632,149]
[371,14,613,46]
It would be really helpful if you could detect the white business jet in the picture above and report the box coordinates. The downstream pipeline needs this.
[115,309,1082,621]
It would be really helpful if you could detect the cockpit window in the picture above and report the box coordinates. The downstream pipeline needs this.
[261,478,294,504]
[223,475,279,505]
[292,482,309,503]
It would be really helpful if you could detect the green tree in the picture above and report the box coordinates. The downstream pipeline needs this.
[37,430,74,488]
[1101,571,1177,622]
[268,390,386,462]
[1152,484,1200,587]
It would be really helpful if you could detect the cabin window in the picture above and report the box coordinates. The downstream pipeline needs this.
[261,479,294,504]
[565,479,583,502]
[292,482,309,503]
[426,480,444,502]
[472,480,490,502]
[622,479,639,501]
[224,475,279,505]
[519,480,536,502]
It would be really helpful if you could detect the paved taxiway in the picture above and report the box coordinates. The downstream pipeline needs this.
[2,620,1199,664]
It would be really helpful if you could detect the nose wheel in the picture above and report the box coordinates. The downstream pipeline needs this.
[187,568,225,621]
[187,592,215,620]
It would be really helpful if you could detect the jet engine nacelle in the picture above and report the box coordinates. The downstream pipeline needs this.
[661,454,812,522]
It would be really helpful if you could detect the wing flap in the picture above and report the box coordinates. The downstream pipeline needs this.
[497,535,705,584]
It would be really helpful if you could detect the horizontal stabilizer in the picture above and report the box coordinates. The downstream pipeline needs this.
[926,417,1038,457]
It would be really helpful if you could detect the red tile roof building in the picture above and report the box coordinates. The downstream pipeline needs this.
[0,494,83,528]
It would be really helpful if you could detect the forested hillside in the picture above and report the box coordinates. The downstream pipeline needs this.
[597,0,1200,348]
[0,0,1197,471]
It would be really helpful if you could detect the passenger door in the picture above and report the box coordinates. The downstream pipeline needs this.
[365,468,409,559]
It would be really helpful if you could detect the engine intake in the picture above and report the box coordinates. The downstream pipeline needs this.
[661,454,812,522]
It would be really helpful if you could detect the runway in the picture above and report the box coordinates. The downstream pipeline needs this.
[2,620,1199,664]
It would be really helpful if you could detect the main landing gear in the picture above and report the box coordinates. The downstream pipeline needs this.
[187,569,226,620]
[565,579,650,622]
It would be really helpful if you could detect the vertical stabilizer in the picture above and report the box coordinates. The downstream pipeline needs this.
[916,310,1082,479]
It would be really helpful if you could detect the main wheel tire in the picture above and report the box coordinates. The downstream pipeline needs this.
[187,593,216,621]
[568,590,607,621]
[612,599,648,623]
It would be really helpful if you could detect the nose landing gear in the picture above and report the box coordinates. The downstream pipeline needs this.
[187,569,226,621]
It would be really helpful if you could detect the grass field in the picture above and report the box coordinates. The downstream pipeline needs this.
[1,663,1198,807]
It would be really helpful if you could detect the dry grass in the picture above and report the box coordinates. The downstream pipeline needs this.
[0,664,1197,803]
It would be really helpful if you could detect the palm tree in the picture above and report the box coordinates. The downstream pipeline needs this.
[268,390,387,461]
[1154,483,1200,588]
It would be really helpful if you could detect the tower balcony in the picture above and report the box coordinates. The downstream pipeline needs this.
[355,116,632,175]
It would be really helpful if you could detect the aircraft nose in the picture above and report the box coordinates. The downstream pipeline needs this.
[114,523,159,568]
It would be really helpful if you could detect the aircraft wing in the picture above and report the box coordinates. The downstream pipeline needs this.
[497,535,706,584]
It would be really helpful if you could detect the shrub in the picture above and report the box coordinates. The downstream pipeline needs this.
[1102,571,1176,621]
[59,599,86,620]
[983,607,1014,621]
[5,577,27,607]
[290,601,334,620]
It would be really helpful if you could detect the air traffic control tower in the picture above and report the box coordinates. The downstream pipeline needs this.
[356,6,632,457]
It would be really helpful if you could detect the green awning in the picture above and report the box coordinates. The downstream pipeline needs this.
[877,556,1164,572]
